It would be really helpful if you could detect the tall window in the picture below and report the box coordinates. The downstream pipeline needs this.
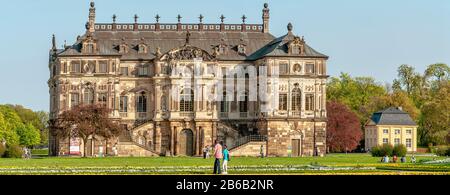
[305,94,314,111]
[98,61,108,73]
[180,89,194,112]
[383,129,389,134]
[97,93,107,107]
[120,67,128,76]
[406,139,412,148]
[83,88,94,105]
[383,138,388,144]
[70,93,79,107]
[279,63,289,74]
[406,129,412,135]
[138,66,148,77]
[395,129,401,135]
[220,92,229,112]
[305,64,315,74]
[119,96,128,112]
[71,61,81,73]
[137,92,147,112]
[394,138,400,146]
[279,93,287,111]
[291,87,301,111]
[239,92,248,112]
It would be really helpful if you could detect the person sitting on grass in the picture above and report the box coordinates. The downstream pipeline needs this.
[383,155,389,163]
[400,156,406,163]
[393,155,398,163]
[411,155,416,163]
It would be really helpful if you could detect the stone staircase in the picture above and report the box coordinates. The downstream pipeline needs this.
[116,127,158,157]
[228,135,267,157]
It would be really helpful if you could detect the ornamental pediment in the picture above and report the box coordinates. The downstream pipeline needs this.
[159,45,215,62]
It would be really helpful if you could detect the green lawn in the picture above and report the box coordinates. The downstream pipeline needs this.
[0,153,448,175]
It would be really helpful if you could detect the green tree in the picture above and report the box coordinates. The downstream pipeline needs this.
[35,111,49,145]
[16,123,41,147]
[419,81,450,145]
[5,105,49,145]
[0,106,22,145]
[327,72,386,123]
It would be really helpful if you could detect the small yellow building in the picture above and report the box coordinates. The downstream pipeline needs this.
[365,107,418,152]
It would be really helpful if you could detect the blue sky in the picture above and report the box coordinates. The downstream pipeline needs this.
[0,0,449,112]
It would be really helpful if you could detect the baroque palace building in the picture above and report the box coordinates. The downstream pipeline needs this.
[48,2,329,157]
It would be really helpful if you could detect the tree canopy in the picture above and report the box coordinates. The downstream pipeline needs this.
[326,101,362,153]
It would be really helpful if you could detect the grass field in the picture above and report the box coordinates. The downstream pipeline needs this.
[0,153,448,175]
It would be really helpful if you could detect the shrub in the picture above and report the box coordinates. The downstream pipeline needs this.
[0,144,6,157]
[447,148,450,156]
[371,146,382,157]
[393,144,407,157]
[435,146,449,156]
[4,145,23,158]
[380,144,394,157]
[371,144,394,157]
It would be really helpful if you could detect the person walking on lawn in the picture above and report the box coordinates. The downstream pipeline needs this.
[222,145,230,174]
[213,140,223,174]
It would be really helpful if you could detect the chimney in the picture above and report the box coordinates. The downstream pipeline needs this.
[262,3,270,33]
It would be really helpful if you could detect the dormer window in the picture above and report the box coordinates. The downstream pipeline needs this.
[82,35,96,54]
[219,45,226,54]
[138,43,148,54]
[237,44,246,55]
[119,43,129,54]
[288,36,305,55]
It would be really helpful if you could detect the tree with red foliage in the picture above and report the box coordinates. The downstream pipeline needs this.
[326,101,362,153]
[51,104,123,157]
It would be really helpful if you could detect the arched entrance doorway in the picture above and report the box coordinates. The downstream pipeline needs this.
[179,129,194,156]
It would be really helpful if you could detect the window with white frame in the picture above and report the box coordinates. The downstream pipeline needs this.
[305,63,315,74]
[70,93,79,107]
[383,129,389,134]
[136,92,147,112]
[406,138,412,148]
[279,63,289,74]
[291,87,301,111]
[99,61,108,73]
[71,61,81,73]
[406,129,412,135]
[305,94,314,111]
[180,88,194,112]
[138,66,148,76]
[119,96,128,112]
[394,138,400,146]
[395,129,401,135]
[83,88,94,105]
[383,138,388,144]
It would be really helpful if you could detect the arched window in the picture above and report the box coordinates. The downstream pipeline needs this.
[180,88,194,112]
[137,91,147,112]
[291,87,301,111]
[239,91,248,112]
[83,88,94,105]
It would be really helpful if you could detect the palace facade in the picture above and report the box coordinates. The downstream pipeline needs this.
[48,2,329,157]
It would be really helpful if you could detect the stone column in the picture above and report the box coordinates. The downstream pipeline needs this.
[171,126,176,155]
[155,124,162,154]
